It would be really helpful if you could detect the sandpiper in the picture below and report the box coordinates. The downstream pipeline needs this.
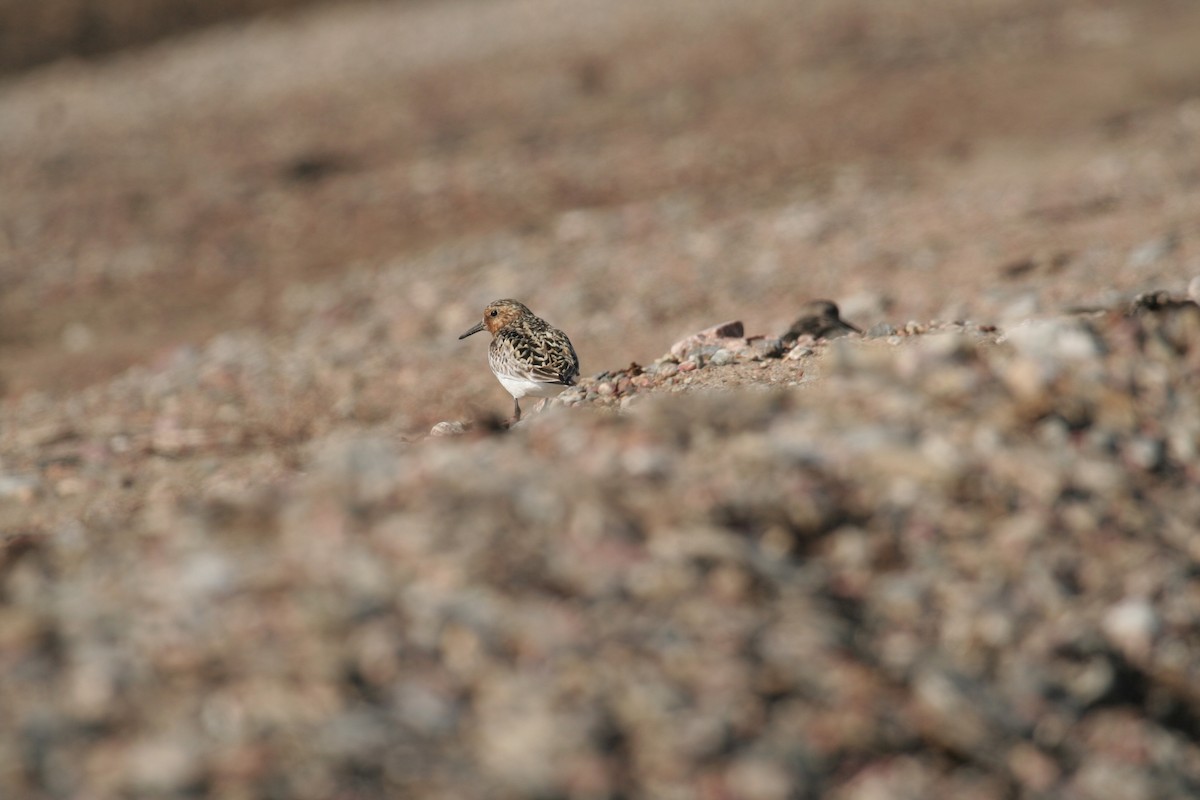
[459,299,580,423]
[780,300,861,345]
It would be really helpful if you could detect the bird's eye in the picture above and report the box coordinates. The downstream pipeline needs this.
[490,310,498,317]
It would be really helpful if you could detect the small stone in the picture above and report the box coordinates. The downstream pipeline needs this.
[596,382,615,397]
[913,668,990,750]
[1000,357,1051,400]
[1008,743,1060,792]
[1127,290,1195,314]
[127,737,202,792]
[784,346,813,362]
[726,757,792,800]
[705,320,744,338]
[430,421,466,436]
[657,363,679,379]
[0,474,41,503]
[1103,599,1159,659]
[866,322,897,338]
[1069,760,1154,800]
[678,360,697,372]
[395,681,456,735]
[1124,437,1164,471]
[710,349,733,366]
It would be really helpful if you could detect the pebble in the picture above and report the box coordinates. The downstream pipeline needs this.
[866,322,897,338]
[1008,743,1060,792]
[1102,599,1159,659]
[0,474,41,503]
[726,757,793,800]
[783,345,813,361]
[126,737,202,793]
[1123,437,1164,471]
[430,421,467,436]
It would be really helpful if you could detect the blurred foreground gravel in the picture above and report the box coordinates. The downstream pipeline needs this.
[3,300,1200,799]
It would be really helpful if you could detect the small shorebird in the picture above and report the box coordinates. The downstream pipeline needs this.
[780,300,861,345]
[459,299,580,423]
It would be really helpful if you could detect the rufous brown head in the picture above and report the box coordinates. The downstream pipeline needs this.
[458,299,533,339]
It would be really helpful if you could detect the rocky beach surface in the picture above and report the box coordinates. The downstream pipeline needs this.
[3,0,1200,797]
[4,298,1200,798]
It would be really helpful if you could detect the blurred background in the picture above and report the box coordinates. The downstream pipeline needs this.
[1,0,1199,424]
[0,0,348,72]
[3,3,1200,798]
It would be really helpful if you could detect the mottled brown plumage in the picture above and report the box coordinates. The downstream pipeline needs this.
[459,299,580,422]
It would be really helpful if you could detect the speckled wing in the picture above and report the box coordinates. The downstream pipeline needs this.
[491,325,580,387]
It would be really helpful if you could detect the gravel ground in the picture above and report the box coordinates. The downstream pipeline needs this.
[3,0,1200,798]
[4,300,1200,799]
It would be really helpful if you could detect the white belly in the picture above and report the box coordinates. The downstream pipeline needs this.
[496,373,568,400]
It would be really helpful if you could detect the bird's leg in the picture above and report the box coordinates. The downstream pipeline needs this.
[510,397,522,425]
[535,398,549,414]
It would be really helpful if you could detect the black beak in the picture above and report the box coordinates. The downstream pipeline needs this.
[459,321,486,339]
